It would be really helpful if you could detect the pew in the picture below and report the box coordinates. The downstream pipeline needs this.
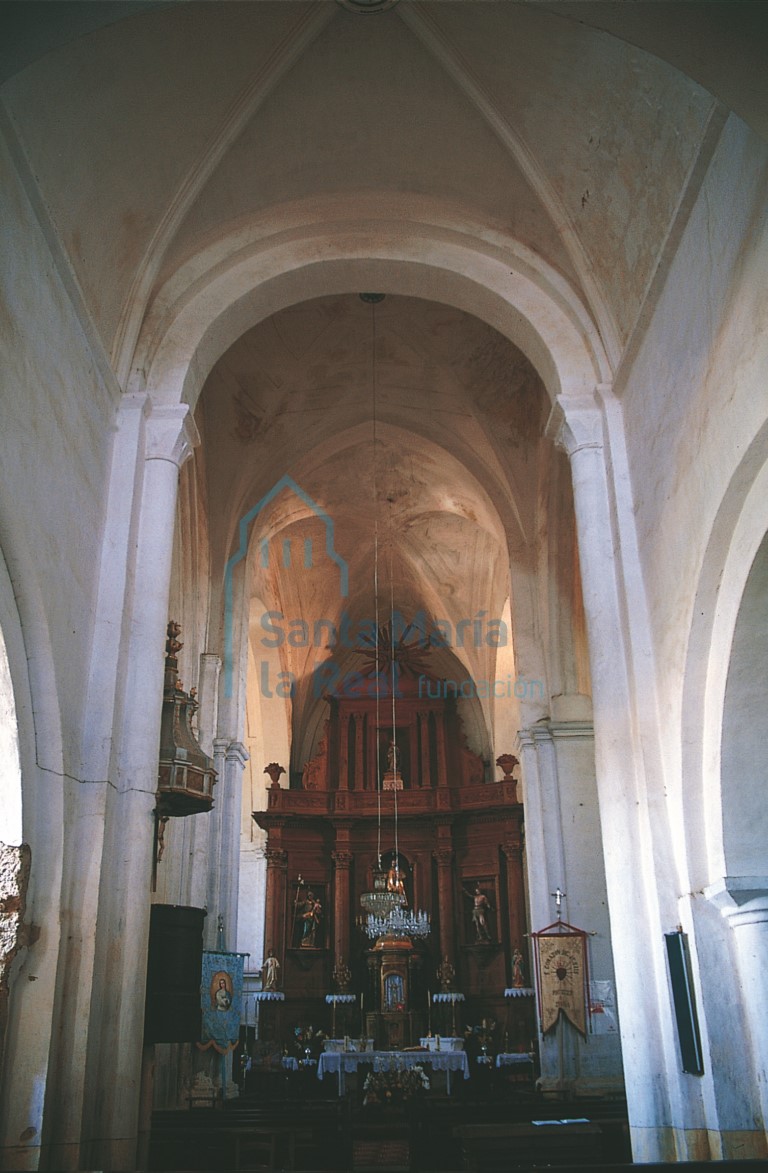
[455,1120,604,1172]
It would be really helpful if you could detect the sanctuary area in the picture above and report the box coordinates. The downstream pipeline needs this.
[1,2,768,1170]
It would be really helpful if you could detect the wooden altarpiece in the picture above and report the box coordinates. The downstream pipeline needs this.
[253,670,530,1049]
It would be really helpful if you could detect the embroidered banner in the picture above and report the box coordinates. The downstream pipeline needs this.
[535,931,588,1037]
[198,951,246,1055]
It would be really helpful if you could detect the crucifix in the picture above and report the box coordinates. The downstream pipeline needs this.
[550,888,566,919]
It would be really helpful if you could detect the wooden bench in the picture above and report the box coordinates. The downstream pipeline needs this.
[150,1099,353,1171]
[455,1121,604,1172]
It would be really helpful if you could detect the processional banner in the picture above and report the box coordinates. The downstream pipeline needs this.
[198,950,246,1056]
[532,925,589,1038]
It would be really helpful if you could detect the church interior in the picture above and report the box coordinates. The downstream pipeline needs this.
[1,1,768,1170]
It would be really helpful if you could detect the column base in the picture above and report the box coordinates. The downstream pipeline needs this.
[629,1125,768,1163]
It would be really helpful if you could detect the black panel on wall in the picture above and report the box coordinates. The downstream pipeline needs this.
[144,904,206,1043]
[664,930,704,1075]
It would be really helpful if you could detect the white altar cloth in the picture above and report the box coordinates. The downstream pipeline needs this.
[317,1049,470,1095]
[495,1052,535,1068]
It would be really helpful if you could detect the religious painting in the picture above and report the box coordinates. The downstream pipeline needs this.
[461,877,497,944]
[210,969,233,1012]
[291,881,327,949]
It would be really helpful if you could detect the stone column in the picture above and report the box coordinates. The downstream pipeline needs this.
[708,882,768,1132]
[221,741,249,951]
[548,391,669,1145]
[82,404,199,1171]
[205,738,230,948]
[516,725,566,933]
[185,654,221,913]
[196,654,222,756]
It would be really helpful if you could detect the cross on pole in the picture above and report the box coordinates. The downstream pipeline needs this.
[551,888,566,919]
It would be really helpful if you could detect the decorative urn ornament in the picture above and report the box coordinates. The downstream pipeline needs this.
[495,753,519,780]
[264,762,286,788]
[496,753,520,801]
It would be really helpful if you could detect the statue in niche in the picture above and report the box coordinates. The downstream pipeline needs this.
[382,738,404,790]
[300,891,323,948]
[386,864,406,899]
[463,881,493,942]
[262,950,280,991]
[384,972,404,1011]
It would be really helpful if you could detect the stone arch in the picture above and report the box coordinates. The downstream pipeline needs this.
[0,548,26,1066]
[0,544,65,1138]
[681,417,768,890]
[720,531,768,878]
[130,200,610,411]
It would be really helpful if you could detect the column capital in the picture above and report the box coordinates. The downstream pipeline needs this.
[501,837,523,860]
[705,876,768,928]
[332,849,354,870]
[546,391,605,458]
[145,403,200,468]
[225,741,250,767]
[264,848,288,871]
[433,848,454,867]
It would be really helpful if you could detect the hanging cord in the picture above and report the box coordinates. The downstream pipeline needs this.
[370,297,383,867]
[389,523,399,868]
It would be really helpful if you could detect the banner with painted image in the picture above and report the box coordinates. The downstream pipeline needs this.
[533,926,589,1038]
[198,950,246,1055]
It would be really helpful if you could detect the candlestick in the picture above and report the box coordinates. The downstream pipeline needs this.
[360,991,364,1036]
[427,988,432,1035]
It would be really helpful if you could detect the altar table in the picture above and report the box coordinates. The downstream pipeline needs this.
[317,1049,470,1096]
[495,1052,534,1068]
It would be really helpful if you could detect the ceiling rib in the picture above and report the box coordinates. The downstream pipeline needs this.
[397,3,622,373]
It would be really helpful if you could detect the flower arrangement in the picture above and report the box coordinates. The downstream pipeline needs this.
[463,1020,497,1065]
[363,1063,430,1106]
[292,1024,325,1058]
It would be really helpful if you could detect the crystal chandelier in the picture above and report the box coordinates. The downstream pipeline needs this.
[365,905,430,941]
